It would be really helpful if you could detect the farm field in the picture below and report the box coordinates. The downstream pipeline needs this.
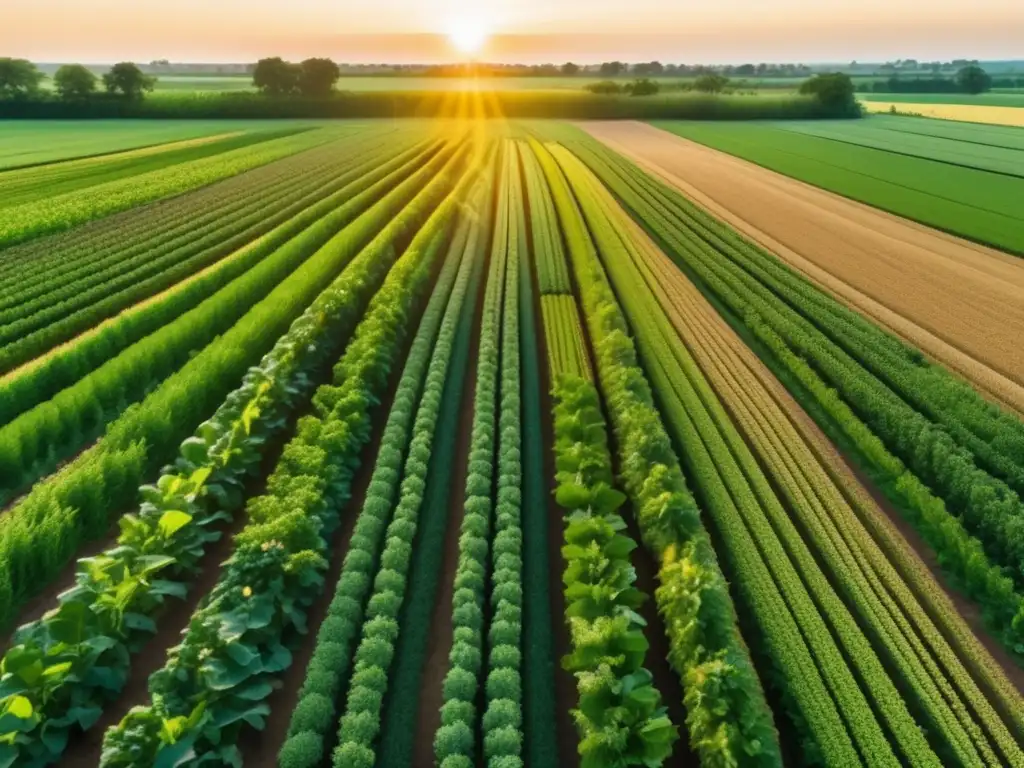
[862,101,1024,127]
[650,117,1024,254]
[0,117,1023,768]
[861,92,1024,107]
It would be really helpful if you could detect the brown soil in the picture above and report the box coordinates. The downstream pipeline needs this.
[580,121,1024,414]
[410,251,485,768]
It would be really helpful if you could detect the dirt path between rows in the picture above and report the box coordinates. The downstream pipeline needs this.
[579,121,1024,414]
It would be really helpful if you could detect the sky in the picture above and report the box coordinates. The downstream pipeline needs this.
[2,0,1022,64]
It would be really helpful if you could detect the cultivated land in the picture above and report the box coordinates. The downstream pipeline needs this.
[0,116,1022,768]
[584,120,1024,408]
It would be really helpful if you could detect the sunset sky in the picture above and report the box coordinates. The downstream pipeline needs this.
[3,0,1022,64]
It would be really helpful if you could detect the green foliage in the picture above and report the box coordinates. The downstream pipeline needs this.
[799,72,857,112]
[96,142,472,767]
[693,73,730,94]
[0,58,43,98]
[587,81,624,96]
[956,65,992,95]
[253,57,300,96]
[625,78,660,97]
[530,136,783,767]
[551,373,678,767]
[53,64,98,101]
[102,62,156,100]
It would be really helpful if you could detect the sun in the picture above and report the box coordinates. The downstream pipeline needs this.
[447,19,489,56]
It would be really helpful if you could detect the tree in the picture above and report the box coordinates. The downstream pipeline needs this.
[103,62,156,99]
[633,61,664,76]
[54,64,98,101]
[693,73,729,94]
[956,65,992,95]
[253,57,300,96]
[297,58,340,97]
[799,72,856,112]
[562,62,580,76]
[735,63,756,76]
[599,61,626,77]
[0,58,44,99]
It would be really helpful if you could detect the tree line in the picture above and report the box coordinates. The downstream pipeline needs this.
[0,58,155,101]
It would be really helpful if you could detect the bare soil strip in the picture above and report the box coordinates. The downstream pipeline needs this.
[580,121,1024,413]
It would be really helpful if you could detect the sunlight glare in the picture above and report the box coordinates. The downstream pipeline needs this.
[447,18,489,55]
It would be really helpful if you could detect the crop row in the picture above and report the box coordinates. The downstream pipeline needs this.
[0,140,452,516]
[559,144,933,766]
[0,130,393,332]
[96,142,474,766]
[328,152,492,768]
[0,140,460,632]
[552,370,678,765]
[0,132,422,375]
[0,143,453,768]
[278,167,487,768]
[513,142,560,768]
[0,126,342,250]
[584,154,1024,765]
[480,140,528,766]
[526,137,783,767]
[0,129,307,208]
[540,295,591,380]
[566,132,1024,660]
[520,141,571,294]
[633,219,1024,763]
[0,136,432,431]
[0,125,374,289]
[432,143,513,768]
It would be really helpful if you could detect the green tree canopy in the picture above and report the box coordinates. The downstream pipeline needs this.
[799,72,856,112]
[54,64,98,101]
[297,58,341,98]
[562,62,580,76]
[103,62,156,100]
[0,58,44,99]
[956,65,992,95]
[626,78,660,96]
[253,57,300,96]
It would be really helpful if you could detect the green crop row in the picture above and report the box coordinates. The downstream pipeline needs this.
[0,132,414,366]
[278,167,488,768]
[433,144,512,768]
[552,372,678,766]
[0,126,340,250]
[540,295,592,380]
[0,127,371,291]
[620,213,1024,763]
[527,136,783,768]
[328,149,489,768]
[480,140,528,767]
[0,141,459,634]
[0,128,309,209]
[559,145,936,766]
[566,132,1024,660]
[0,141,434,768]
[520,142,572,294]
[96,143,472,767]
[0,141,443,511]
[514,149,560,768]
[0,136,421,428]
